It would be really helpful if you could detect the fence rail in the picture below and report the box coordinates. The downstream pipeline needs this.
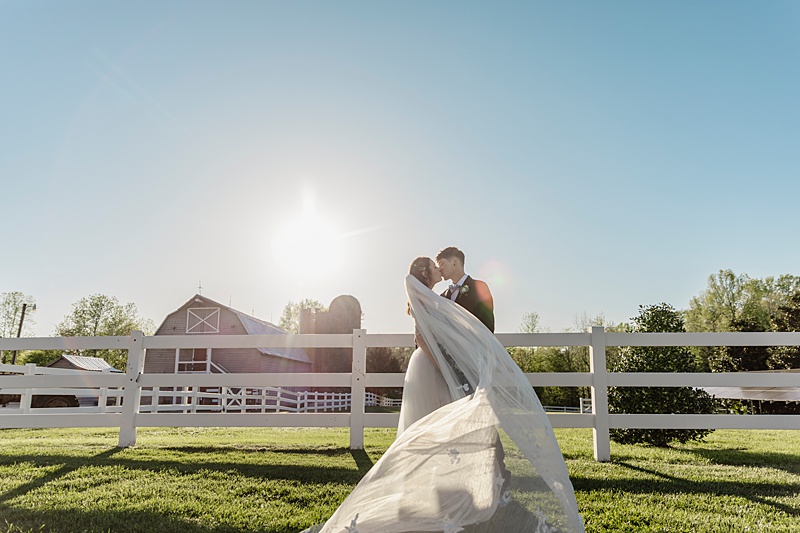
[2,328,800,461]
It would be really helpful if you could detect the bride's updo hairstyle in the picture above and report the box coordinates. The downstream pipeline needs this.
[409,256,435,288]
[408,256,434,315]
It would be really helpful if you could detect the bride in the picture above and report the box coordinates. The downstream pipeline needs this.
[304,259,584,533]
[397,257,454,436]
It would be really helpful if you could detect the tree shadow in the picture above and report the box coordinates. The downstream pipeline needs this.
[0,506,300,533]
[0,448,122,505]
[573,461,800,518]
[0,446,368,499]
[681,446,800,476]
[156,445,352,456]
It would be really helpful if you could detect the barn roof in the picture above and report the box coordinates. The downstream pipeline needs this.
[230,309,312,364]
[702,368,800,402]
[159,294,311,364]
[48,354,123,372]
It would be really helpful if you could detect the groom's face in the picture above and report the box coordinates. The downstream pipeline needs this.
[437,257,457,281]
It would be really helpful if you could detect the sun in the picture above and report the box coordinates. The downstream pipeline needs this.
[271,211,343,280]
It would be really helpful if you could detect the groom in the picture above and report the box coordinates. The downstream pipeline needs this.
[436,246,495,333]
[436,246,511,496]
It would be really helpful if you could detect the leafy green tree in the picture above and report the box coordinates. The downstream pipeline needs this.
[55,294,154,370]
[366,346,404,398]
[278,299,326,334]
[16,350,60,367]
[708,316,770,372]
[1,292,38,364]
[768,290,800,369]
[685,270,800,371]
[686,270,753,332]
[508,311,542,374]
[0,292,36,339]
[519,312,542,334]
[609,303,716,447]
[507,311,627,408]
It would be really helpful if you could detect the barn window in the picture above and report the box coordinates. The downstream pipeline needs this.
[187,307,220,333]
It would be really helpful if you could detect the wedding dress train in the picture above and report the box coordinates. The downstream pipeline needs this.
[303,275,584,532]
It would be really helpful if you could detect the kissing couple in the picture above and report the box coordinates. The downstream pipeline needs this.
[304,247,584,533]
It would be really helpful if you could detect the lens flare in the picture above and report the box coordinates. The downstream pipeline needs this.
[478,260,513,290]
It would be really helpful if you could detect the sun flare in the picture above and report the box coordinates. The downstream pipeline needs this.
[271,212,343,280]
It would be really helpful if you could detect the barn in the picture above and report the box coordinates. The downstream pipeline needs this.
[144,294,312,375]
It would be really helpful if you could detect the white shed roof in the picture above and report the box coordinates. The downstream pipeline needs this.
[52,354,123,372]
[702,369,800,402]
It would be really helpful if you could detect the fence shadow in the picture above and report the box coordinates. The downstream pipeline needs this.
[0,447,369,496]
[0,448,122,505]
[681,446,800,476]
[0,506,299,533]
[349,449,374,474]
[573,461,800,518]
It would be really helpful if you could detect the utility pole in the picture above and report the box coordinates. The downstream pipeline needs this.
[11,303,29,365]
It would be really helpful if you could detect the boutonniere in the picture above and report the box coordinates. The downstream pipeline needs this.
[459,285,470,296]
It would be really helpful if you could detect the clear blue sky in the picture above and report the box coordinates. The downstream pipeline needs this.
[3,1,800,336]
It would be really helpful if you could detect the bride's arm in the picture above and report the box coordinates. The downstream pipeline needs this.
[414,327,441,370]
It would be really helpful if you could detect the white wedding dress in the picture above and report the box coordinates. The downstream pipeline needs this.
[397,346,453,436]
[304,275,584,533]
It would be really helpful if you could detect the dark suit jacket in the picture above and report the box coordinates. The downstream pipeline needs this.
[442,276,495,333]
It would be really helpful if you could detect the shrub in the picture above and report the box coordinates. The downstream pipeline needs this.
[609,303,717,447]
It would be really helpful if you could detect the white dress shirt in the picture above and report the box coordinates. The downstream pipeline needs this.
[449,274,469,302]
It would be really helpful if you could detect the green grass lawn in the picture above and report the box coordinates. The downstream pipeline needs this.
[0,427,798,532]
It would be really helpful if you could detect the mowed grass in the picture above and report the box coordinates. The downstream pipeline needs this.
[0,427,798,532]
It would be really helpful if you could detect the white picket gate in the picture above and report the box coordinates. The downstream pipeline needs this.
[1,328,799,461]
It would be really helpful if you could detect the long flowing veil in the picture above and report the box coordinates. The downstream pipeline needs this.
[304,275,584,532]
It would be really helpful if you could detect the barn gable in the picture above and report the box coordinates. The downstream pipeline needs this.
[145,295,311,374]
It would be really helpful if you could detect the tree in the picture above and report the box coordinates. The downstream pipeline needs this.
[685,270,800,371]
[685,270,753,332]
[278,299,326,334]
[507,311,627,408]
[768,290,800,370]
[519,312,542,334]
[708,316,770,372]
[366,346,404,399]
[55,294,154,370]
[0,292,36,339]
[0,292,37,364]
[508,311,541,379]
[609,303,716,447]
[16,350,60,367]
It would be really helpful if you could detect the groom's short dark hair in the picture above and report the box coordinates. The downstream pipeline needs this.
[436,246,465,266]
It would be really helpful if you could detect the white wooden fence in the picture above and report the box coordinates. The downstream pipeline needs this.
[1,328,799,462]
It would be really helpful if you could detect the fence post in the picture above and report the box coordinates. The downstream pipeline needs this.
[590,326,611,462]
[118,330,145,448]
[20,363,36,413]
[350,329,367,450]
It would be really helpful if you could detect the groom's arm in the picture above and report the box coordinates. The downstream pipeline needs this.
[472,280,495,333]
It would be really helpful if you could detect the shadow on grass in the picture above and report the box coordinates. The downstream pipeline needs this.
[607,443,800,476]
[0,506,300,533]
[155,445,353,456]
[682,446,800,475]
[0,446,369,501]
[349,449,374,474]
[0,448,123,506]
[573,461,800,517]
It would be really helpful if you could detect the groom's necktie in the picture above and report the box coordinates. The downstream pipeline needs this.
[449,284,461,301]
